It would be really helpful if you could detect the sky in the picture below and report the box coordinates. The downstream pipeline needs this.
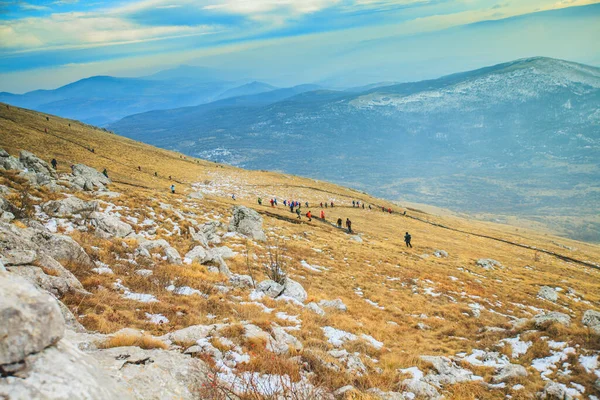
[0,0,599,93]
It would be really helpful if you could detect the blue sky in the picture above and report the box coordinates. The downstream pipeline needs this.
[0,0,599,92]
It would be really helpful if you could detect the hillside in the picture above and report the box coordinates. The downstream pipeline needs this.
[1,104,600,399]
[109,57,600,243]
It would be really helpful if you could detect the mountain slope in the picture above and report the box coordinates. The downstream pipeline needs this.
[1,104,599,399]
[109,57,600,242]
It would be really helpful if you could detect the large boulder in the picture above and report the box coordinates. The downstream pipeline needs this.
[420,356,480,387]
[267,327,303,355]
[537,381,577,400]
[534,312,571,328]
[19,150,56,179]
[184,246,209,264]
[89,212,133,238]
[492,364,528,383]
[189,221,223,246]
[0,273,65,366]
[582,310,600,334]
[42,196,98,218]
[0,339,133,400]
[538,286,558,302]
[70,164,110,191]
[319,299,347,312]
[281,278,308,303]
[257,279,285,298]
[0,148,23,171]
[228,206,266,241]
[91,346,209,400]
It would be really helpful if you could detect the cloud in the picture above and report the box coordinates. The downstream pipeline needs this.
[19,2,51,11]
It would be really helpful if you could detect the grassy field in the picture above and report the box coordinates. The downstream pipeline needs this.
[1,103,599,398]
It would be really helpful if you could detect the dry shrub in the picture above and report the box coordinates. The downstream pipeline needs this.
[100,333,168,350]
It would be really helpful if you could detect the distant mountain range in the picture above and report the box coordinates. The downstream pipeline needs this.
[107,57,600,241]
[0,66,279,126]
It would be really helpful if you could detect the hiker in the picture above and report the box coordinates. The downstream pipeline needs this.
[290,204,294,213]
[44,128,47,133]
[346,218,352,233]
[337,218,342,228]
[50,158,57,170]
[305,201,309,208]
[283,199,287,206]
[320,210,325,219]
[404,232,412,248]
[320,202,323,208]
[382,206,385,212]
[154,172,158,177]
[270,198,274,207]
[232,194,236,201]
[388,208,392,214]
[296,208,302,219]
[102,168,108,178]
[274,198,277,206]
[306,210,312,221]
[169,175,172,180]
[138,166,141,171]
[331,201,334,207]
[352,200,355,207]
[368,205,372,210]
[362,203,365,209]
[170,184,175,194]
[258,197,262,205]
[325,202,328,208]
[403,211,406,216]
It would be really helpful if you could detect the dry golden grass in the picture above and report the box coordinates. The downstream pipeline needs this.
[99,333,168,350]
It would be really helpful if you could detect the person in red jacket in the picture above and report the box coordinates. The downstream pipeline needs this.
[306,211,312,221]
[270,198,274,207]
[320,210,325,219]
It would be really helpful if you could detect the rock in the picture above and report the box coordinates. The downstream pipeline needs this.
[477,258,502,270]
[0,148,23,170]
[228,206,266,241]
[184,246,208,263]
[534,312,571,327]
[90,346,209,400]
[349,235,363,243]
[582,310,600,334]
[330,350,366,375]
[229,274,254,288]
[366,388,405,399]
[42,196,98,217]
[0,249,37,266]
[7,264,84,297]
[307,302,326,316]
[538,286,558,302]
[0,339,133,400]
[420,355,480,386]
[213,246,235,259]
[70,164,110,191]
[537,381,576,400]
[433,250,448,258]
[492,364,528,383]
[0,211,14,222]
[0,260,5,272]
[32,231,94,268]
[318,299,347,312]
[402,379,441,400]
[160,324,223,344]
[89,212,133,238]
[417,322,431,330]
[19,150,57,179]
[165,247,182,265]
[0,273,65,366]
[334,385,356,397]
[244,324,271,342]
[56,300,86,333]
[281,278,308,303]
[138,239,171,251]
[267,327,303,355]
[256,279,285,298]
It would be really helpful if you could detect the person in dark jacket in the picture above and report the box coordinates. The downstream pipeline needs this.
[346,218,352,233]
[404,232,412,248]
[51,158,57,170]
[337,218,342,228]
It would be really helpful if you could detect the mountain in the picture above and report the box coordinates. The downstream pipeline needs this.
[0,68,279,126]
[109,57,600,242]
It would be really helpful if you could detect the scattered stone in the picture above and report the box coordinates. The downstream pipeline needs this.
[165,247,182,265]
[420,355,481,386]
[349,235,363,243]
[433,250,448,258]
[537,381,577,400]
[70,164,110,191]
[534,312,571,327]
[19,150,57,179]
[228,206,266,241]
[477,259,502,270]
[89,212,133,238]
[538,286,558,302]
[492,364,528,383]
[582,310,600,334]
[307,302,326,316]
[42,196,98,217]
[334,385,356,397]
[319,299,348,312]
[257,279,285,298]
[281,278,308,303]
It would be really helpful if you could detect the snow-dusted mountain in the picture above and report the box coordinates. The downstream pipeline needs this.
[110,57,600,241]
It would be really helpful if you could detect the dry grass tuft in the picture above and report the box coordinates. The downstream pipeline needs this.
[100,333,168,350]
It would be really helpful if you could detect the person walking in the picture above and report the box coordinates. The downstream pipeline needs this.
[362,203,365,209]
[270,198,275,207]
[320,202,323,208]
[283,199,287,206]
[296,208,302,219]
[331,201,334,207]
[51,158,57,170]
[102,168,108,178]
[258,197,262,205]
[346,218,352,233]
[290,204,294,213]
[325,202,328,208]
[404,232,412,248]
[337,218,343,228]
[352,200,355,207]
[320,210,325,219]
[170,184,175,194]
[274,198,277,206]
[232,194,236,201]
[306,210,312,221]
[305,201,309,208]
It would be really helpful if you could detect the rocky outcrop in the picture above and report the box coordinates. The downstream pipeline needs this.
[0,148,24,170]
[420,356,481,387]
[537,381,576,400]
[533,312,571,327]
[538,286,558,302]
[69,164,111,191]
[280,278,308,303]
[189,221,223,246]
[582,310,600,334]
[319,299,348,312]
[257,279,285,298]
[89,212,133,238]
[0,273,64,367]
[492,364,527,383]
[42,196,98,218]
[19,150,57,180]
[229,206,266,241]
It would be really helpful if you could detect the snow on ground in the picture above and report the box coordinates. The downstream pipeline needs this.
[146,313,169,324]
[500,335,532,358]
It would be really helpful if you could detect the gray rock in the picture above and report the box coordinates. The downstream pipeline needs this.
[420,355,479,386]
[0,273,65,365]
[582,310,600,334]
[349,235,363,243]
[534,312,571,327]
[281,278,308,303]
[366,388,405,400]
[19,151,57,179]
[0,260,5,272]
[160,324,224,344]
[89,212,133,238]
[90,346,209,400]
[0,249,37,266]
[334,385,355,397]
[0,339,133,400]
[70,164,110,191]
[537,381,575,400]
[433,250,448,258]
[492,364,528,383]
[538,286,558,302]
[7,265,84,298]
[266,327,303,355]
[213,246,235,259]
[257,279,285,298]
[138,239,170,251]
[401,379,441,400]
[229,274,254,288]
[56,300,86,333]
[184,246,208,263]
[476,258,502,270]
[319,299,347,312]
[187,192,204,200]
[32,231,94,268]
[228,206,266,241]
[307,302,326,316]
[165,247,182,265]
[42,196,98,217]
[0,211,14,222]
[0,148,23,171]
